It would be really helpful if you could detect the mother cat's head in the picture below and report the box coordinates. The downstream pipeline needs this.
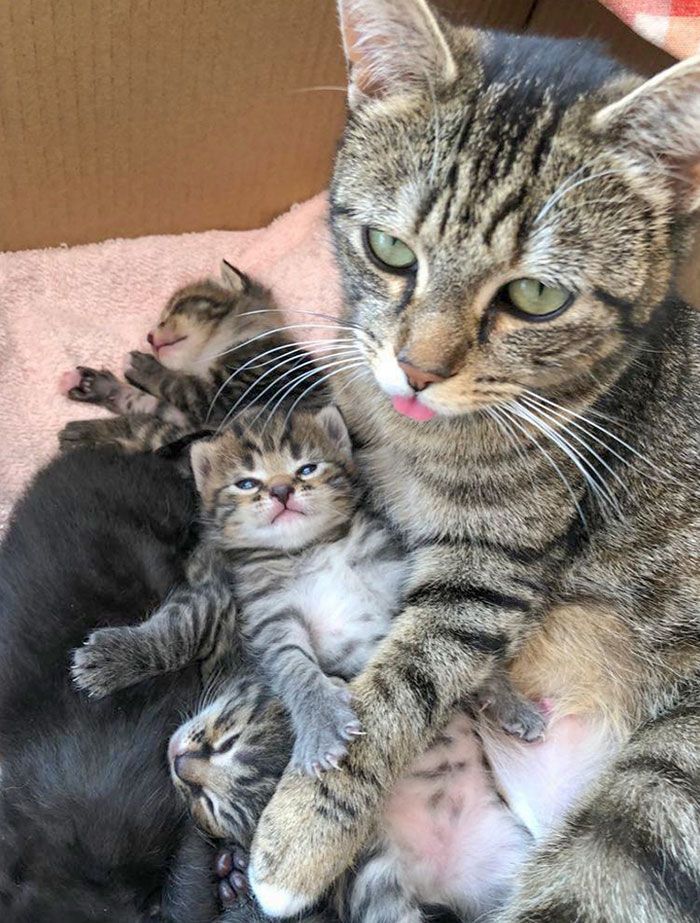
[330,0,700,423]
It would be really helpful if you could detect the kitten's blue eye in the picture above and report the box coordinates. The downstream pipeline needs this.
[364,227,417,274]
[233,478,260,492]
[297,463,318,478]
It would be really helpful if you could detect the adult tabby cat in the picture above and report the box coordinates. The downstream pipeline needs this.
[247,2,700,921]
[59,261,327,453]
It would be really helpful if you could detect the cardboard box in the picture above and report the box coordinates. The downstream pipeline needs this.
[0,0,677,252]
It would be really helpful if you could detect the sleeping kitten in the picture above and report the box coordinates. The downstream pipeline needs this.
[0,446,221,923]
[59,260,327,453]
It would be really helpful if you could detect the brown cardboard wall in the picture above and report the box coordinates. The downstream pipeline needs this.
[0,0,675,252]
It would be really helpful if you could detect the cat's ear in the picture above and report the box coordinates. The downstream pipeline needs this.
[219,260,250,294]
[337,0,457,108]
[593,54,700,212]
[190,439,215,496]
[314,405,353,458]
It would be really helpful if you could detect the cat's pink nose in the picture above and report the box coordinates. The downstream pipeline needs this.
[397,356,449,392]
[146,331,154,346]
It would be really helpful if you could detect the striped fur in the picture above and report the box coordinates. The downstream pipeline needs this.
[248,2,700,920]
[59,261,328,453]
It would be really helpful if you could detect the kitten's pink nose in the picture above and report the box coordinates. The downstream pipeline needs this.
[168,729,189,762]
[270,484,294,505]
[146,331,155,346]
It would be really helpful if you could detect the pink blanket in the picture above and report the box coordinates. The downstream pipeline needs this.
[0,194,342,533]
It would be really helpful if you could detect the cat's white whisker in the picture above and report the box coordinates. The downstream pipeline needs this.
[206,339,358,421]
[511,401,622,519]
[279,361,368,429]
[499,404,587,526]
[219,350,362,432]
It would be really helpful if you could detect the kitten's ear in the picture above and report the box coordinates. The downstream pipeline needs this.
[337,0,457,108]
[219,260,249,294]
[314,405,353,458]
[190,440,215,496]
[593,54,700,212]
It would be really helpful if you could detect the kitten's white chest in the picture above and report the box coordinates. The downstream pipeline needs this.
[289,520,405,678]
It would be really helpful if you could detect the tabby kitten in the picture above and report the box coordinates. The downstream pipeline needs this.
[59,260,327,453]
[71,405,407,773]
[247,3,700,922]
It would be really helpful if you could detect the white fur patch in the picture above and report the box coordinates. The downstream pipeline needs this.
[249,866,311,918]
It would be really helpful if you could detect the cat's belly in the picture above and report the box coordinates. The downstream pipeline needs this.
[381,710,618,916]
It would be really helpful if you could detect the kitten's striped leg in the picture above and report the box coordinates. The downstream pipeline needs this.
[71,577,235,698]
[126,350,212,420]
[336,841,423,923]
[496,698,700,923]
[248,541,547,916]
[249,609,361,776]
[58,413,186,453]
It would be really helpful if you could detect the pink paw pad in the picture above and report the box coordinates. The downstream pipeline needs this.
[58,369,82,395]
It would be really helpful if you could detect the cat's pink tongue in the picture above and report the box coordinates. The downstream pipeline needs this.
[391,395,436,421]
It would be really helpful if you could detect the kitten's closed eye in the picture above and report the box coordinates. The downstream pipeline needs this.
[214,734,240,755]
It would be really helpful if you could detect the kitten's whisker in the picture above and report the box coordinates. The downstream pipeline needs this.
[499,404,587,527]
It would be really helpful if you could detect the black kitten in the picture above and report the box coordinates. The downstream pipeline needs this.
[0,447,221,923]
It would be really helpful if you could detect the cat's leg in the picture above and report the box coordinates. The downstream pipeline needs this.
[247,541,547,916]
[247,610,361,776]
[71,577,235,697]
[337,843,423,923]
[58,413,186,453]
[496,697,700,923]
[125,350,214,422]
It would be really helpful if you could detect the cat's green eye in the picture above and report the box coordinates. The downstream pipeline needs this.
[234,477,261,492]
[505,278,572,318]
[297,463,319,478]
[364,227,417,273]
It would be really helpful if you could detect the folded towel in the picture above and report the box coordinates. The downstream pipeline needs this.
[0,193,342,533]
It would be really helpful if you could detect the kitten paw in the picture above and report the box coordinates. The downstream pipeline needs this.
[58,419,103,451]
[71,627,144,698]
[479,688,547,742]
[215,846,249,908]
[291,681,361,776]
[124,350,162,392]
[63,366,122,407]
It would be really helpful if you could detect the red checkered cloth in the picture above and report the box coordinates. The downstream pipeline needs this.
[600,0,700,58]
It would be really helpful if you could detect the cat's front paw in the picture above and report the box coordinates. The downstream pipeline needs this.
[290,680,361,776]
[124,350,163,393]
[71,627,143,698]
[249,763,373,918]
[61,366,122,408]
